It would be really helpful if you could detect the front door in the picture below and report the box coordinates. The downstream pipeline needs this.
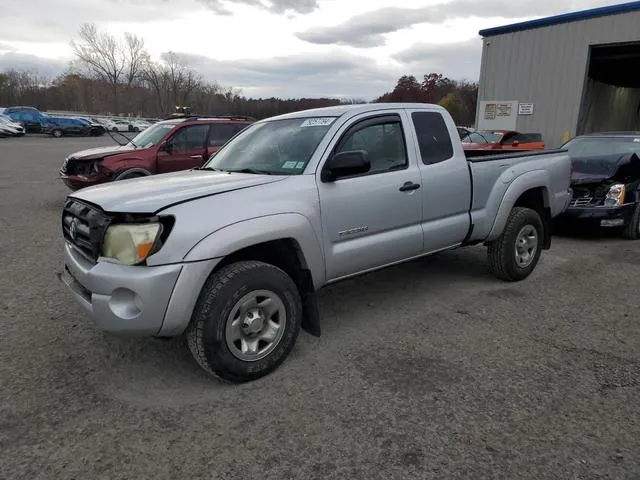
[316,112,423,281]
[157,124,210,173]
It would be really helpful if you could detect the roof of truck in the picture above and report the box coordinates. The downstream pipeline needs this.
[264,102,444,122]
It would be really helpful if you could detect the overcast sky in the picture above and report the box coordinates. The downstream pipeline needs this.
[0,0,624,99]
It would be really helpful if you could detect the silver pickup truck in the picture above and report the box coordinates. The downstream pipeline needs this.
[58,103,572,382]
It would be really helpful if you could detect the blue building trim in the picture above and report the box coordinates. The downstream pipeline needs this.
[479,1,640,37]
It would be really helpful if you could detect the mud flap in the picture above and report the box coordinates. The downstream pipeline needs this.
[543,208,552,249]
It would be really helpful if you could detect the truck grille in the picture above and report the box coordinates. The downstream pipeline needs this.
[62,199,112,263]
[569,187,607,207]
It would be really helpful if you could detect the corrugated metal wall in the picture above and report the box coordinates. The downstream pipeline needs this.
[476,10,640,148]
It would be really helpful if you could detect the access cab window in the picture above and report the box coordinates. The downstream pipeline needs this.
[330,115,408,177]
[411,111,454,165]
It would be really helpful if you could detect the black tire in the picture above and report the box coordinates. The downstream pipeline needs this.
[51,129,63,138]
[622,204,640,240]
[487,207,544,281]
[112,127,118,132]
[186,260,302,383]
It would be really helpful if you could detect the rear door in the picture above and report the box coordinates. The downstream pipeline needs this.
[156,124,210,173]
[405,109,472,252]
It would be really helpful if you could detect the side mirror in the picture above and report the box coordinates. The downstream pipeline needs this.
[322,150,370,181]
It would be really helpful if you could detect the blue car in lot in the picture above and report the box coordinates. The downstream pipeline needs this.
[3,106,96,137]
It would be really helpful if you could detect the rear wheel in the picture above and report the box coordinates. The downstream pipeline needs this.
[186,260,302,383]
[51,129,63,138]
[622,204,640,240]
[487,207,543,281]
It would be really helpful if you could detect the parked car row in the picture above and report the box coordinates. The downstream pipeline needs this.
[0,105,157,138]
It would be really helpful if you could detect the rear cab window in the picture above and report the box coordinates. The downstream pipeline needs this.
[410,111,454,165]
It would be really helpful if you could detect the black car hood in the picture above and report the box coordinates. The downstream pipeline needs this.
[68,144,135,161]
[570,152,640,184]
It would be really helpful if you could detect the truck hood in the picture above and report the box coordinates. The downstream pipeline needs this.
[69,169,287,214]
[68,144,136,161]
[570,152,640,185]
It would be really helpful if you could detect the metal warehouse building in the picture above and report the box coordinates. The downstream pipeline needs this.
[475,1,640,148]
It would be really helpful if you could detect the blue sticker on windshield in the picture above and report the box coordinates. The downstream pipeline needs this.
[282,161,297,169]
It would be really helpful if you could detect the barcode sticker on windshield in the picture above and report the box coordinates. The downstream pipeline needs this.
[300,117,335,127]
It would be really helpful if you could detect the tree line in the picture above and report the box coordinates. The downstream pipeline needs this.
[0,23,478,123]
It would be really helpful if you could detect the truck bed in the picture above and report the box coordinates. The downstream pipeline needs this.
[466,148,572,242]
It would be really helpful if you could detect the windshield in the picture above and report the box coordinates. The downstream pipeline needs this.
[128,123,175,148]
[205,117,336,175]
[562,136,640,157]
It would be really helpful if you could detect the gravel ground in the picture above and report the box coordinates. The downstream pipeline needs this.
[0,135,639,479]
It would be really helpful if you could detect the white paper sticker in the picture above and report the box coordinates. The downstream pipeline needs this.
[300,117,335,127]
[295,161,305,169]
[282,161,298,169]
[634,138,640,143]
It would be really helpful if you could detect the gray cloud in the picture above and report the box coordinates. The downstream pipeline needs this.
[0,53,69,78]
[170,50,399,99]
[296,0,621,47]
[198,0,319,15]
[0,0,317,44]
[0,0,189,43]
[392,38,483,81]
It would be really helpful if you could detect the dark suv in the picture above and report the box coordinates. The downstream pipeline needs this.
[59,116,254,190]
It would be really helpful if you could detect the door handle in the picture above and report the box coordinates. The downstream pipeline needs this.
[190,155,203,159]
[399,181,421,192]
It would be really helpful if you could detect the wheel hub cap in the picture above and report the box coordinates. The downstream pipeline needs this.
[241,309,265,335]
[225,289,287,362]
[514,224,538,268]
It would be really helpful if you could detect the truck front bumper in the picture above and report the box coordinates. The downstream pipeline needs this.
[58,242,219,337]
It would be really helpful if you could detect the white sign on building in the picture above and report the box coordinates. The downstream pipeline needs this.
[518,103,534,115]
[477,100,519,130]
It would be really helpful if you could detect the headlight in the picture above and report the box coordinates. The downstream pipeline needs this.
[101,223,162,265]
[604,183,625,206]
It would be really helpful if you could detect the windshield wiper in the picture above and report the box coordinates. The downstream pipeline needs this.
[224,168,273,175]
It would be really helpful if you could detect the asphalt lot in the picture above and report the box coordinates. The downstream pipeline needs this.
[1,135,639,479]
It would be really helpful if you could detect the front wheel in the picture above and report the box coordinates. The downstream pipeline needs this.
[487,207,543,281]
[51,129,63,138]
[186,260,302,382]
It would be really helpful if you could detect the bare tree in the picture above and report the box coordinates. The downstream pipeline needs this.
[70,23,148,113]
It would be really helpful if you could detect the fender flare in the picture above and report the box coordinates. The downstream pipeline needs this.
[184,213,326,290]
[114,168,152,180]
[486,170,551,242]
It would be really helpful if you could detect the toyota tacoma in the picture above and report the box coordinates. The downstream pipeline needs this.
[58,103,572,382]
